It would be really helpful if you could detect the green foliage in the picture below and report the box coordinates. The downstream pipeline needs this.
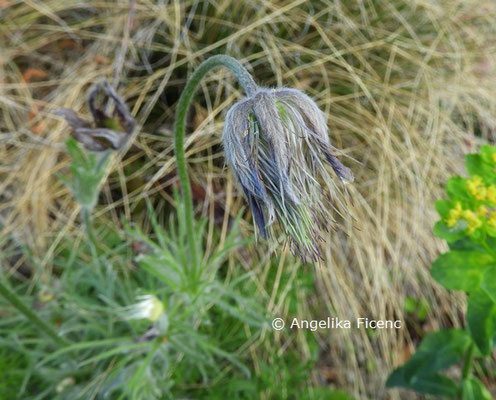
[388,145,496,397]
[58,138,111,211]
[431,251,495,292]
[461,377,493,400]
[386,330,470,397]
[204,351,353,400]
[0,116,355,399]
[404,297,429,322]
[466,290,496,356]
[0,346,33,399]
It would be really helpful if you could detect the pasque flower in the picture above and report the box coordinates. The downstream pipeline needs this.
[56,80,136,151]
[223,87,353,261]
[173,55,352,266]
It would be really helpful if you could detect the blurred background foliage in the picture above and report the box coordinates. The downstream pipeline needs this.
[1,0,496,398]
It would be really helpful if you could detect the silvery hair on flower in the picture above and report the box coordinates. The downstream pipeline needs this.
[223,87,353,261]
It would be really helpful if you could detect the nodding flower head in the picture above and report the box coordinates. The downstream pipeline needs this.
[223,88,353,262]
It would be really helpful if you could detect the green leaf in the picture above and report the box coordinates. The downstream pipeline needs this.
[78,342,152,367]
[404,330,471,376]
[65,137,89,167]
[386,370,459,397]
[404,297,417,313]
[446,176,470,200]
[431,251,495,292]
[481,266,496,304]
[60,138,111,210]
[403,297,429,321]
[486,236,496,250]
[38,337,135,367]
[466,154,496,184]
[466,289,496,355]
[137,253,183,290]
[434,221,467,243]
[435,200,453,218]
[416,300,429,321]
[480,145,496,165]
[448,238,485,252]
[462,377,492,400]
[487,225,496,238]
[386,330,470,396]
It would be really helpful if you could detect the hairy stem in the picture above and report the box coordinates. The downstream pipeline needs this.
[82,207,99,265]
[0,277,69,346]
[174,55,258,277]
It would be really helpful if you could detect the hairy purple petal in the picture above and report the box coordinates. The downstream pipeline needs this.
[57,79,136,152]
[222,86,352,261]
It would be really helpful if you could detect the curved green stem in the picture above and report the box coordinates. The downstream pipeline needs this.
[481,239,496,259]
[462,342,475,379]
[174,55,258,276]
[0,276,69,346]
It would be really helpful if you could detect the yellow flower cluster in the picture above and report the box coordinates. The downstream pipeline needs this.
[462,210,482,234]
[467,176,486,200]
[489,211,496,228]
[445,201,489,234]
[466,175,496,203]
[445,202,462,227]
[488,186,496,203]
[477,205,488,216]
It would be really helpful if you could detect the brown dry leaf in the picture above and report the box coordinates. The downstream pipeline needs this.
[22,68,47,82]
[93,55,110,65]
[57,39,81,50]
[131,241,151,255]
[31,121,46,135]
[396,342,414,366]
[28,105,46,135]
[28,104,39,120]
[319,366,338,383]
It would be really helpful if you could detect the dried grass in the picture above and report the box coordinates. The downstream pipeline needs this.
[1,0,496,398]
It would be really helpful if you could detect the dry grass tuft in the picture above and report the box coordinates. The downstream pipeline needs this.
[1,0,496,398]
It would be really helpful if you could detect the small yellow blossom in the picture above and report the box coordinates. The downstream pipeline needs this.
[467,176,483,192]
[492,152,496,163]
[445,202,463,227]
[462,209,474,220]
[467,176,487,200]
[467,220,482,234]
[488,212,496,228]
[487,185,496,203]
[476,187,487,201]
[476,205,488,217]
[446,217,458,228]
[451,202,462,216]
[462,210,482,234]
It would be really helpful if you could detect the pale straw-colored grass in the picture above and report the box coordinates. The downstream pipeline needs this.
[1,0,496,398]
